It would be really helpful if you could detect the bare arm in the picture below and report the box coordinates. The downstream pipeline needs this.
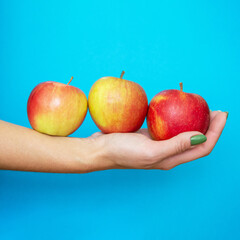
[0,111,227,173]
[0,120,111,173]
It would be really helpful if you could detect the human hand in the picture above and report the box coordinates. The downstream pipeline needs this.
[88,111,228,170]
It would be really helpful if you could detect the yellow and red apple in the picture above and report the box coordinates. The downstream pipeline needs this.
[88,71,148,133]
[27,77,87,136]
[147,83,210,140]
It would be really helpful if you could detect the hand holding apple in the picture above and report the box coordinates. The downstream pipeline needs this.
[147,83,210,140]
[88,111,227,170]
[27,77,87,136]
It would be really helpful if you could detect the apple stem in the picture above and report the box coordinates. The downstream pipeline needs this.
[67,76,73,85]
[179,82,183,91]
[120,71,125,79]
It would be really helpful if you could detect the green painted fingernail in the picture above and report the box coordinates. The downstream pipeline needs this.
[191,135,207,146]
[225,111,229,119]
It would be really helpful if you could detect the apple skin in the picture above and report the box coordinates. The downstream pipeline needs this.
[27,81,88,136]
[88,76,148,133]
[147,87,210,140]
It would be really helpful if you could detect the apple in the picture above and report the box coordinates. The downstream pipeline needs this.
[147,83,210,140]
[27,77,88,136]
[88,71,148,133]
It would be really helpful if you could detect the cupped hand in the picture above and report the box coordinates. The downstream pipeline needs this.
[88,111,227,170]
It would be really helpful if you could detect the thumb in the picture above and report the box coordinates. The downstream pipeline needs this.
[154,131,207,159]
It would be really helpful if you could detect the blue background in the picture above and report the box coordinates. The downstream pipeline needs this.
[0,0,239,239]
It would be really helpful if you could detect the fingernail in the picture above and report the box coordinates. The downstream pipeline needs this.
[225,111,229,119]
[217,110,222,112]
[191,135,207,146]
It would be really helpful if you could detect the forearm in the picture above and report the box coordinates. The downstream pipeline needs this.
[0,120,111,173]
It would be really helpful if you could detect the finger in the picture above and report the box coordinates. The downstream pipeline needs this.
[143,110,218,159]
[150,130,204,160]
[210,110,222,121]
[157,111,227,170]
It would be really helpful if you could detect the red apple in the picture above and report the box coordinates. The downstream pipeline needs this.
[27,77,88,136]
[147,83,210,140]
[88,71,148,133]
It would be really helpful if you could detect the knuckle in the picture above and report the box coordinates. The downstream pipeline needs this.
[205,148,212,156]
[175,140,189,154]
[199,144,213,156]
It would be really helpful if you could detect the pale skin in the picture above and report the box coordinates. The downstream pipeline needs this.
[0,111,227,173]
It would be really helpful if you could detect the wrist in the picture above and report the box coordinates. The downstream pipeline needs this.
[65,136,115,173]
